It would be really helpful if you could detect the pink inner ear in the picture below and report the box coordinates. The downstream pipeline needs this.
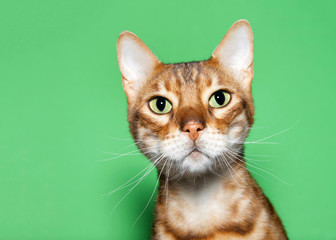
[117,31,160,97]
[212,20,253,72]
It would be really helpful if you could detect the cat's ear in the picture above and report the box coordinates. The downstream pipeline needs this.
[117,31,160,102]
[212,20,254,89]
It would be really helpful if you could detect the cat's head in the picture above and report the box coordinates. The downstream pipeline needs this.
[117,20,254,178]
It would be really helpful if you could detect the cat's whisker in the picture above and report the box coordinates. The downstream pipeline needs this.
[244,156,271,161]
[219,154,239,185]
[112,144,160,154]
[99,141,143,156]
[248,121,299,144]
[97,149,144,161]
[226,148,271,166]
[108,154,165,217]
[98,145,161,162]
[243,121,299,145]
[164,160,173,206]
[104,152,165,197]
[208,167,222,178]
[117,142,139,152]
[216,157,226,173]
[244,141,279,145]
[132,156,168,228]
[225,150,272,180]
[104,154,162,196]
[244,157,270,165]
[105,166,152,196]
[220,154,246,194]
[106,136,134,141]
[225,150,291,186]
[108,166,155,217]
[242,156,270,166]
[221,153,257,199]
[225,148,272,172]
[231,139,279,145]
[247,126,268,130]
[102,152,142,157]
[169,167,186,182]
[215,156,229,177]
[228,147,272,159]
[99,148,142,155]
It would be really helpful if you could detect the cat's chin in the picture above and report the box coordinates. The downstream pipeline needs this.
[181,150,212,175]
[188,149,203,159]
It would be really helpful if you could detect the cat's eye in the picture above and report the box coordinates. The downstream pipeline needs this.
[149,96,172,114]
[209,90,231,108]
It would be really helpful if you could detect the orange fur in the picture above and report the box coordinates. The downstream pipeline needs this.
[117,20,288,240]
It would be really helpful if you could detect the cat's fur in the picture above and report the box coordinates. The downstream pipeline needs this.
[116,20,288,240]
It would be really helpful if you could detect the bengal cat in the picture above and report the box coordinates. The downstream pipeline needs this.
[116,19,288,240]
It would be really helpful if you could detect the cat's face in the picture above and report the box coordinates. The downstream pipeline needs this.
[117,20,254,177]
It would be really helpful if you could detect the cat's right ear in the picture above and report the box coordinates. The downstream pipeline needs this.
[117,31,160,103]
[211,20,254,91]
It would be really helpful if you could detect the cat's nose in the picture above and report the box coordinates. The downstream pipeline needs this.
[182,122,205,141]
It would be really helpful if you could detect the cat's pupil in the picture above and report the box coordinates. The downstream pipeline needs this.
[215,91,225,105]
[156,97,166,111]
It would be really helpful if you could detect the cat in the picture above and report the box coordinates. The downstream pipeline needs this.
[116,19,288,240]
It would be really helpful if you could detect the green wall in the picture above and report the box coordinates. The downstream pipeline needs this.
[1,0,335,239]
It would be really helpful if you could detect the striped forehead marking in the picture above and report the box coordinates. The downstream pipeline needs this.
[172,62,202,84]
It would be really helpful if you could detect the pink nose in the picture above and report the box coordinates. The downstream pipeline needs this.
[182,122,205,141]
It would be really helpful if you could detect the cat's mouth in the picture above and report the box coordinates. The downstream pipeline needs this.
[178,146,213,174]
[186,147,209,160]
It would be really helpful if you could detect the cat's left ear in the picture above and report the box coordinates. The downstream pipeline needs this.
[117,31,161,103]
[212,20,254,90]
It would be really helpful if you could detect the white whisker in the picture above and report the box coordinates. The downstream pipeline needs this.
[244,121,299,144]
[221,153,257,199]
[226,149,291,186]
[108,154,165,217]
[105,164,152,196]
[132,156,168,228]
[106,136,134,141]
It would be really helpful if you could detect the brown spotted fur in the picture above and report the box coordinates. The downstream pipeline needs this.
[117,20,288,240]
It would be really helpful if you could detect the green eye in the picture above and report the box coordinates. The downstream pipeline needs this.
[209,90,231,108]
[149,96,172,114]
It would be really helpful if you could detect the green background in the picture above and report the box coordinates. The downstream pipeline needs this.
[1,0,335,239]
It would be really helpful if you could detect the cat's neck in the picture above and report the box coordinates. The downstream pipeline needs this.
[163,165,234,190]
[153,159,260,238]
[152,155,288,240]
[157,159,251,206]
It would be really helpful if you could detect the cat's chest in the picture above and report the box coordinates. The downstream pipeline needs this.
[165,179,246,233]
